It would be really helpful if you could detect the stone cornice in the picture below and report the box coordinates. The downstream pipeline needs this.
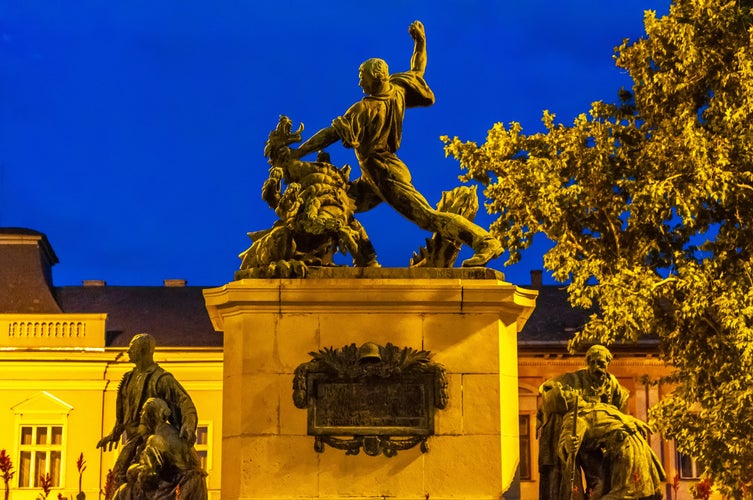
[203,271,538,333]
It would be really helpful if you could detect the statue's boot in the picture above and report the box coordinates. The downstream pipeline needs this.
[462,236,503,267]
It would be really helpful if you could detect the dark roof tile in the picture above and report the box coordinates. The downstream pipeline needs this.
[55,286,221,347]
[520,286,591,342]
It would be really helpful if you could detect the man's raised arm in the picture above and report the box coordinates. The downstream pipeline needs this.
[291,126,340,159]
[408,20,427,77]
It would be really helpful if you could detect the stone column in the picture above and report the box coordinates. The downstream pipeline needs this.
[204,268,536,500]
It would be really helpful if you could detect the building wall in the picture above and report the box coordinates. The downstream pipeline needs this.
[0,315,721,499]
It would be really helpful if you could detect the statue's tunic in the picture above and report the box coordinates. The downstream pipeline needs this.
[332,71,489,247]
[110,365,198,485]
[116,365,197,438]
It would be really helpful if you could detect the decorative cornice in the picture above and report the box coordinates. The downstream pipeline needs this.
[0,313,107,348]
[203,274,537,332]
[0,230,59,265]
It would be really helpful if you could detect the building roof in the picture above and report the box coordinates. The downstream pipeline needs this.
[519,285,590,343]
[0,227,220,348]
[55,285,221,347]
[0,228,62,313]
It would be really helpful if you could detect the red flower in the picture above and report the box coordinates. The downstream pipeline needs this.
[0,450,13,482]
[76,452,86,493]
[39,472,53,497]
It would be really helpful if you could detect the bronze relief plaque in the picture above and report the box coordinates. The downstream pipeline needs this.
[293,342,447,457]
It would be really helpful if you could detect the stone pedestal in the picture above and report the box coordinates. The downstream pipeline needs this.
[203,268,537,500]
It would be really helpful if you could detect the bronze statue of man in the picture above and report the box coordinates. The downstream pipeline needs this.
[97,333,198,496]
[113,398,208,500]
[290,20,503,267]
[538,345,630,500]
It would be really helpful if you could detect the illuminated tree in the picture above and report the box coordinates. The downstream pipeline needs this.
[444,0,753,495]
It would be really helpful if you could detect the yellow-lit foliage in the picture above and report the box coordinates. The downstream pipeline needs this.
[444,0,753,495]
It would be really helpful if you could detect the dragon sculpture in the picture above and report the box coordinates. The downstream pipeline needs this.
[238,116,378,278]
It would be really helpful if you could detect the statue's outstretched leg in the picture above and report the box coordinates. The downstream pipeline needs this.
[375,174,503,267]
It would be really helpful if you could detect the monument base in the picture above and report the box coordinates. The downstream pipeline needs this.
[204,268,536,499]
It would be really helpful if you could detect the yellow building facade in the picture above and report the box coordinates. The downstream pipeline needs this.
[1,319,705,499]
[0,229,224,499]
[0,314,223,500]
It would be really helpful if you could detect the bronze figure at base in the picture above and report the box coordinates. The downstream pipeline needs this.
[538,345,665,500]
[97,334,207,499]
[112,398,208,500]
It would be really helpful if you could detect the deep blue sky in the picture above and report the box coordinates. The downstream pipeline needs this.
[1,1,669,287]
